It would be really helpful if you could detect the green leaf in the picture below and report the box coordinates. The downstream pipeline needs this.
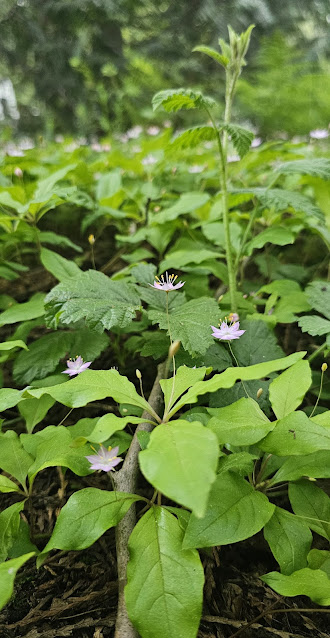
[0,431,33,487]
[8,518,39,559]
[289,480,330,541]
[276,159,330,180]
[271,450,330,484]
[308,549,330,576]
[232,188,324,221]
[260,411,330,456]
[207,397,272,446]
[183,473,274,549]
[246,227,295,255]
[193,45,228,67]
[96,170,122,204]
[264,507,312,575]
[0,340,28,351]
[33,164,77,200]
[169,125,216,150]
[139,420,218,517]
[261,569,330,606]
[149,297,220,357]
[44,270,141,332]
[298,315,330,336]
[0,476,21,494]
[0,293,45,327]
[18,395,55,433]
[43,488,140,552]
[27,369,156,415]
[125,507,204,638]
[168,352,306,419]
[221,123,254,158]
[160,366,207,414]
[0,553,35,611]
[153,192,210,225]
[86,413,148,443]
[0,388,25,411]
[230,320,284,367]
[13,328,109,385]
[0,502,25,562]
[305,280,330,320]
[40,247,81,281]
[152,88,216,113]
[39,230,83,253]
[269,359,311,419]
[217,452,256,477]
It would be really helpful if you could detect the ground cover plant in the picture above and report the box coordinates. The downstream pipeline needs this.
[0,24,330,638]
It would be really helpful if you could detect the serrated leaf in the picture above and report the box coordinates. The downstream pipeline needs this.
[305,280,330,320]
[262,569,330,606]
[230,320,283,367]
[44,270,141,332]
[289,480,330,541]
[183,473,274,548]
[40,247,81,281]
[0,431,33,487]
[139,420,218,517]
[231,188,324,221]
[276,159,330,180]
[0,553,35,611]
[193,44,228,67]
[221,123,254,158]
[269,359,311,419]
[264,507,312,575]
[170,125,216,150]
[298,315,330,336]
[0,293,45,327]
[260,411,330,456]
[125,507,204,638]
[207,397,272,446]
[42,488,141,553]
[148,297,220,357]
[152,88,216,113]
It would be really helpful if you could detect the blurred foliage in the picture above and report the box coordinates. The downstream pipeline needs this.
[0,0,329,137]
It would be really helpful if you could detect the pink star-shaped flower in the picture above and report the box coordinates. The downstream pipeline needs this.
[86,445,123,472]
[211,321,245,341]
[62,355,92,376]
[149,272,185,292]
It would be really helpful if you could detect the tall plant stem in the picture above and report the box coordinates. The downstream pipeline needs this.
[112,361,166,638]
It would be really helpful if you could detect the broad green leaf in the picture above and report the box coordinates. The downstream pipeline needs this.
[269,359,311,419]
[0,340,28,351]
[27,369,155,414]
[246,227,295,255]
[23,426,93,483]
[0,476,21,494]
[0,293,45,327]
[193,45,228,67]
[149,297,220,357]
[44,270,141,332]
[0,502,25,562]
[43,488,140,552]
[125,507,204,638]
[153,192,210,225]
[168,351,306,419]
[86,413,148,443]
[0,553,35,611]
[298,315,330,336]
[0,431,33,487]
[276,159,330,180]
[231,188,324,221]
[18,395,55,433]
[262,569,330,606]
[230,320,283,367]
[217,452,256,477]
[160,366,207,414]
[39,230,83,252]
[169,126,215,150]
[152,88,216,113]
[13,328,109,385]
[260,411,330,456]
[207,397,272,446]
[271,450,330,484]
[289,480,330,541]
[96,170,122,204]
[40,247,81,281]
[264,507,312,575]
[183,473,274,549]
[221,123,254,158]
[33,164,76,200]
[0,388,24,411]
[8,518,39,559]
[308,549,330,577]
[139,421,218,518]
[305,280,330,320]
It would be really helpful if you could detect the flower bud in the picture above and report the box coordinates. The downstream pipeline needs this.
[321,363,328,372]
[257,388,263,399]
[88,234,95,245]
[136,369,142,380]
[168,340,181,358]
[14,167,23,178]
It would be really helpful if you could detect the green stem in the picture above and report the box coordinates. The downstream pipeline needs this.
[310,367,325,418]
[228,341,250,398]
[164,292,176,420]
[308,342,328,363]
[234,205,259,270]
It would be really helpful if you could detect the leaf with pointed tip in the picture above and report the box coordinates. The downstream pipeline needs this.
[269,360,311,419]
[262,569,330,606]
[221,123,254,157]
[0,294,45,327]
[264,507,312,575]
[0,431,33,488]
[40,247,81,281]
[260,411,330,456]
[169,126,216,150]
[0,553,35,611]
[298,315,330,336]
[207,397,272,446]
[193,45,228,67]
[160,366,207,414]
[0,340,28,351]
[152,88,217,113]
[289,480,330,541]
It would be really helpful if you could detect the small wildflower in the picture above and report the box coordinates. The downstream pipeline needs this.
[149,272,185,292]
[188,164,204,173]
[127,125,142,139]
[147,126,160,136]
[14,167,23,178]
[228,312,239,323]
[86,445,123,473]
[251,137,262,148]
[142,154,157,166]
[211,319,245,341]
[310,129,328,139]
[62,356,92,377]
